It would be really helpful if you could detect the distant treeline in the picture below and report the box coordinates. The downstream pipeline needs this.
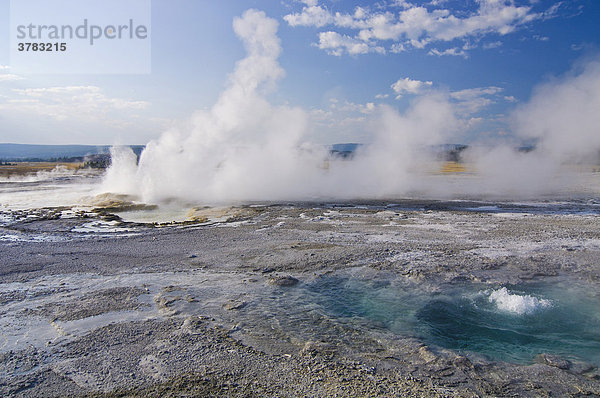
[0,144,145,165]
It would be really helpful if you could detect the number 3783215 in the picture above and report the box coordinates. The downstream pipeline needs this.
[17,42,67,51]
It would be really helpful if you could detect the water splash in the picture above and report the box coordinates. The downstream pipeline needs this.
[488,287,552,315]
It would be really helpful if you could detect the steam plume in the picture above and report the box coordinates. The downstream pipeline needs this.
[102,9,600,204]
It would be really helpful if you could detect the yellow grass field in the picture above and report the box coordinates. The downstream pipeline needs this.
[438,162,600,174]
[439,161,468,173]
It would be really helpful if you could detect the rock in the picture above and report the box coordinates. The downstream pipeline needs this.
[300,341,334,356]
[268,275,300,287]
[571,361,598,377]
[452,355,473,369]
[223,300,246,310]
[184,295,197,303]
[535,353,571,370]
[418,346,437,363]
[101,214,121,222]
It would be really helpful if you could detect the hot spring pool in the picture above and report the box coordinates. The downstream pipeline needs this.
[301,274,600,366]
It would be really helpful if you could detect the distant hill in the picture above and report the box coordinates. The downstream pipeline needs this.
[1,142,482,164]
[0,143,145,162]
[329,143,363,159]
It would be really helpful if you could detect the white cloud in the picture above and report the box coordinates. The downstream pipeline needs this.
[428,47,467,57]
[284,5,333,27]
[542,2,563,19]
[0,65,24,82]
[305,98,383,144]
[317,31,384,56]
[466,117,483,128]
[483,40,503,49]
[571,43,585,51]
[390,43,406,53]
[391,0,414,8]
[391,77,432,98]
[0,74,24,82]
[329,99,376,114]
[450,86,504,115]
[0,84,162,143]
[285,0,553,56]
[0,86,149,123]
[450,86,503,101]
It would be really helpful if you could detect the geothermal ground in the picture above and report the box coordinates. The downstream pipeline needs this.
[1,201,600,397]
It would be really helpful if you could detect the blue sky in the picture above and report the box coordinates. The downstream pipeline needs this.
[0,0,598,145]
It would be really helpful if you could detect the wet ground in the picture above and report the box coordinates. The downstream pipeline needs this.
[1,201,600,397]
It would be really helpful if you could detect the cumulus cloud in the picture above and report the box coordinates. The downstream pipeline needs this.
[391,77,433,98]
[390,43,406,53]
[285,0,553,56]
[284,5,332,27]
[317,31,384,56]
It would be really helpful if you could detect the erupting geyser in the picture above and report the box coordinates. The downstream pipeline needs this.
[102,9,600,205]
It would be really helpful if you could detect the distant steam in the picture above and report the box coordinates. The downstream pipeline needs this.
[463,58,600,197]
[102,9,600,204]
[515,59,600,163]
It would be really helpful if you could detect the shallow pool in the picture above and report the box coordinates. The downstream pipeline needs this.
[302,274,600,366]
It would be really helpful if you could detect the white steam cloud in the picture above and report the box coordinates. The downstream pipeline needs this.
[515,59,600,163]
[463,59,600,197]
[102,9,600,204]
[105,10,320,203]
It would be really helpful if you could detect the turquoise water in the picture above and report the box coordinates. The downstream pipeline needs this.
[304,275,600,366]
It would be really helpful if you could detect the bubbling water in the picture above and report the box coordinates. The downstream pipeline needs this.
[488,287,552,315]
